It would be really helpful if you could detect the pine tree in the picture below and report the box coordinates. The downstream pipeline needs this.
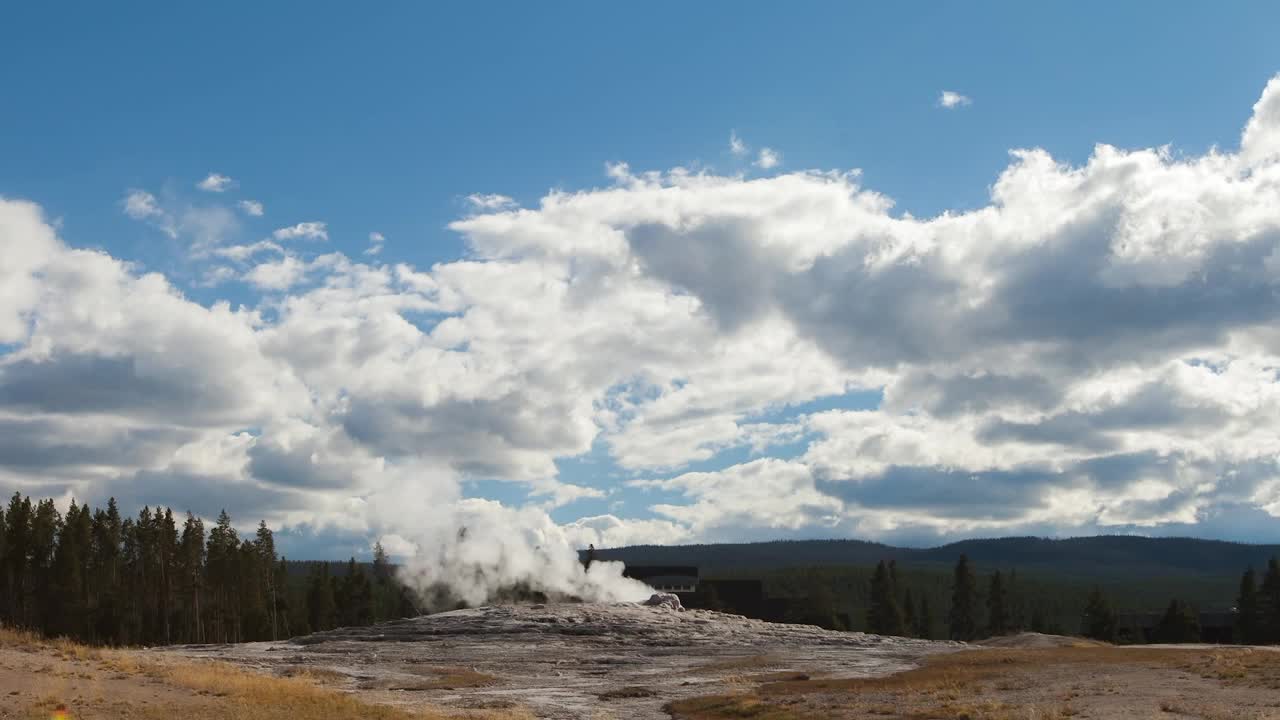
[91,501,124,644]
[178,512,206,643]
[1237,567,1261,645]
[1155,599,1200,644]
[902,587,917,638]
[948,554,978,641]
[1082,587,1117,642]
[307,564,336,632]
[0,504,8,622]
[866,560,905,636]
[50,501,85,638]
[255,521,279,640]
[987,570,1010,637]
[204,510,240,643]
[1261,557,1280,643]
[1007,569,1025,632]
[30,498,60,633]
[0,494,425,646]
[6,493,34,627]
[916,594,933,639]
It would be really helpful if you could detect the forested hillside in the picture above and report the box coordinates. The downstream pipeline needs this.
[0,493,417,646]
[592,536,1280,579]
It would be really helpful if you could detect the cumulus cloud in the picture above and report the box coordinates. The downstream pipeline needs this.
[122,190,164,220]
[120,187,239,252]
[7,74,1280,561]
[729,130,747,156]
[245,254,307,290]
[239,199,265,216]
[197,173,234,192]
[755,147,781,169]
[365,231,385,256]
[466,193,517,211]
[272,221,328,241]
[938,90,972,109]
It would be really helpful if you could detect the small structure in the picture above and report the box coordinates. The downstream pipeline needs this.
[622,565,699,593]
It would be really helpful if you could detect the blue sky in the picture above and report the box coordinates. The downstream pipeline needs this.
[4,3,1280,559]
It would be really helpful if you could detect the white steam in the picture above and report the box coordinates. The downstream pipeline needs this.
[373,487,653,610]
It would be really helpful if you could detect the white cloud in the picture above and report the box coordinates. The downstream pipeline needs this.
[729,130,748,156]
[365,231,385,256]
[466,193,517,211]
[245,255,307,290]
[755,147,781,169]
[122,189,163,220]
[121,188,238,251]
[214,240,282,261]
[8,73,1280,553]
[197,173,234,192]
[238,199,264,216]
[938,90,972,109]
[272,221,328,242]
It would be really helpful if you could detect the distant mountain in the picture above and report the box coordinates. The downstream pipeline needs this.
[591,536,1280,580]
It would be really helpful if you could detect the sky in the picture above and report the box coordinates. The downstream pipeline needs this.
[4,3,1280,559]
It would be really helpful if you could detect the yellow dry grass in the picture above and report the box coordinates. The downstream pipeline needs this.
[667,645,1280,720]
[2,625,531,720]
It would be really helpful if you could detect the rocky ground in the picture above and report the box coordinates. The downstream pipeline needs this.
[162,602,959,719]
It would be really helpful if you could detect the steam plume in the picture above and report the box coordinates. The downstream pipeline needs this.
[373,485,652,610]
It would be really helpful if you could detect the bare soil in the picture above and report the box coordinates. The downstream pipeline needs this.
[159,603,955,719]
[8,611,1280,720]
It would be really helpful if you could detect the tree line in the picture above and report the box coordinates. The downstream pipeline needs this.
[861,553,1280,645]
[0,493,417,646]
[864,554,1037,640]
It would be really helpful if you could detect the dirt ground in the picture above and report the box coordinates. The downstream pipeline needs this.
[161,603,955,719]
[0,636,230,720]
[6,614,1280,720]
[668,637,1280,720]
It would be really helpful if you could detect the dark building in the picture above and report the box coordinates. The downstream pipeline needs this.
[622,565,699,593]
[621,563,801,625]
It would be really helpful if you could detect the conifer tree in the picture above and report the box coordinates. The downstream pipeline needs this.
[916,594,933,639]
[6,493,34,627]
[0,504,8,621]
[948,554,978,641]
[1237,567,1261,644]
[1082,587,1117,642]
[307,563,336,632]
[1261,557,1280,643]
[987,570,1010,637]
[1155,599,1200,644]
[866,560,905,636]
[902,587,917,637]
[0,494,421,646]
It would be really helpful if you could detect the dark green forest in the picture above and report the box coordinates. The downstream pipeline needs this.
[6,491,1280,647]
[602,539,1280,642]
[0,493,417,646]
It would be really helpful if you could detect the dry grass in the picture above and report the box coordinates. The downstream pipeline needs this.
[2,624,530,720]
[1181,647,1280,689]
[667,645,1280,720]
[280,664,352,684]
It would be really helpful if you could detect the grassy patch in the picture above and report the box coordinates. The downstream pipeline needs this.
[3,624,527,720]
[669,646,1278,720]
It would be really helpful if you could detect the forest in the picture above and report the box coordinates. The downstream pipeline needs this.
[5,491,1280,648]
[0,493,416,646]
